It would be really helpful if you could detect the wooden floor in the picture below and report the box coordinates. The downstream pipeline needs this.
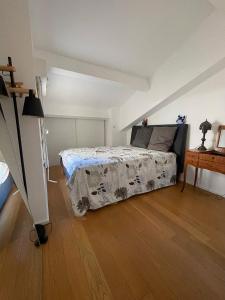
[1,166,225,300]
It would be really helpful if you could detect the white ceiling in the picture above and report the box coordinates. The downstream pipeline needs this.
[46,68,135,108]
[30,0,212,78]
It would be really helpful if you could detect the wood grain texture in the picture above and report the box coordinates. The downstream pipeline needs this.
[0,65,16,72]
[182,150,225,191]
[8,87,35,96]
[1,166,225,299]
[5,81,23,88]
[0,190,42,300]
[0,187,21,250]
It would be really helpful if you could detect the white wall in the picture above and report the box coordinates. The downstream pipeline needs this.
[45,117,77,166]
[45,117,106,166]
[148,68,225,197]
[0,151,4,162]
[76,119,105,147]
[44,102,109,120]
[106,107,127,146]
[0,0,49,224]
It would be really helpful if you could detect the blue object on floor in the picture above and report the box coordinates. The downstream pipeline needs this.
[0,162,13,210]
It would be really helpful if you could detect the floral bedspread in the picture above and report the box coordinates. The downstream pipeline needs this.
[59,146,177,216]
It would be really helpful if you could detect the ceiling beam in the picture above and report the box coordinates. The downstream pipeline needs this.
[119,10,225,131]
[34,49,150,91]
[121,56,225,131]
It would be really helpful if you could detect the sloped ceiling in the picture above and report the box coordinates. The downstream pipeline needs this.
[46,68,135,108]
[30,0,212,78]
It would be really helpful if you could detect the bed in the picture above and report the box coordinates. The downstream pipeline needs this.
[60,124,188,216]
[0,162,13,210]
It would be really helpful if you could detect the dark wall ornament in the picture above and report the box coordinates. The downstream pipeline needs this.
[198,119,212,151]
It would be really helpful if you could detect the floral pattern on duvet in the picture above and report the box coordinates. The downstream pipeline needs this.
[59,146,177,216]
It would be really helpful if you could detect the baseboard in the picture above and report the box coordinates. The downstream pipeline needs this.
[178,173,225,198]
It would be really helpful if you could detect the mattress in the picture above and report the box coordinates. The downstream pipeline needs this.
[0,162,13,210]
[60,146,177,216]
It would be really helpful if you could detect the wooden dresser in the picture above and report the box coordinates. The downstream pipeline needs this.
[181,149,225,192]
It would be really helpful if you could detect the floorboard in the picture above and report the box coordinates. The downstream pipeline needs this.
[0,166,225,299]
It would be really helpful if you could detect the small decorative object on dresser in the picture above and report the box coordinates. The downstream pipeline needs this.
[142,118,148,127]
[181,149,225,192]
[198,119,212,151]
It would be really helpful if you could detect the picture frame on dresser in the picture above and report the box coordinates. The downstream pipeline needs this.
[215,125,225,155]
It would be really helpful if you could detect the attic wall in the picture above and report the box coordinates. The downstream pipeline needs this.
[149,68,225,196]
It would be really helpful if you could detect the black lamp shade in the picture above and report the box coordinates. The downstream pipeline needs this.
[199,119,212,133]
[22,90,44,118]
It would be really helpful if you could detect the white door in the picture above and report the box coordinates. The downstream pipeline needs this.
[45,117,76,166]
[76,119,105,148]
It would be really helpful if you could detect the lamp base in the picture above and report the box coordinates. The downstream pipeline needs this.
[34,224,48,247]
[198,145,207,151]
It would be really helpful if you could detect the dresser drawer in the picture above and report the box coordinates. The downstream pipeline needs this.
[199,153,225,164]
[183,150,225,192]
[186,151,198,159]
[198,160,225,174]
[185,157,198,166]
[185,151,198,166]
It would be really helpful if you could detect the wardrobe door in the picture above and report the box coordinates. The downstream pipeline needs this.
[76,119,105,148]
[45,117,76,166]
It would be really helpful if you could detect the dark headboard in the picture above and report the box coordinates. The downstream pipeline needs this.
[130,124,188,177]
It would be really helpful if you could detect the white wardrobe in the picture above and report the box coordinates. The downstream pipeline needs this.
[45,117,105,166]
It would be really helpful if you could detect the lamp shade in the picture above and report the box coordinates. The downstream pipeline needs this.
[199,119,212,133]
[22,90,44,118]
